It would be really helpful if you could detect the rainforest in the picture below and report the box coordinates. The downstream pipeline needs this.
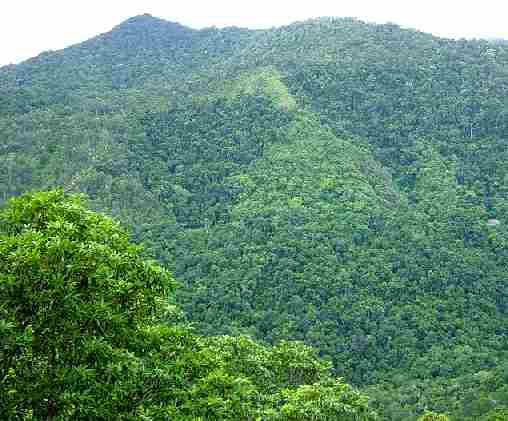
[1,14,508,420]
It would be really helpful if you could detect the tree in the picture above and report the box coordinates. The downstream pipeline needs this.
[0,189,174,419]
[417,411,450,421]
[484,408,508,421]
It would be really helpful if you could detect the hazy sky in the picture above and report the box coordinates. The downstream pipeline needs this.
[2,0,507,66]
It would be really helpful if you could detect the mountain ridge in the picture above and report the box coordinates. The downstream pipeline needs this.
[2,15,508,420]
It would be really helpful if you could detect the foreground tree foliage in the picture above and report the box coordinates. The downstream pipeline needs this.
[0,190,377,420]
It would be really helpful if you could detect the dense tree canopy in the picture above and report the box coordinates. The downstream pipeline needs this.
[2,14,508,419]
[0,189,377,420]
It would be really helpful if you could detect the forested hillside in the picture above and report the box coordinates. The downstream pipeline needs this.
[2,14,508,420]
[0,190,377,420]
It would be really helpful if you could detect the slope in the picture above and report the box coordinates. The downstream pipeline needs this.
[2,15,508,420]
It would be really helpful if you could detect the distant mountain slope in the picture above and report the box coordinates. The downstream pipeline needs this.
[2,15,508,420]
[0,14,256,116]
[488,37,508,45]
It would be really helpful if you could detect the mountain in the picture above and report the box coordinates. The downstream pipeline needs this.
[487,37,508,45]
[2,14,508,420]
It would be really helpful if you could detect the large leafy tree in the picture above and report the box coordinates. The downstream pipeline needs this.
[0,189,174,419]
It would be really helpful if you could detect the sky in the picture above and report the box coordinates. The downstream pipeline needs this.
[1,0,507,66]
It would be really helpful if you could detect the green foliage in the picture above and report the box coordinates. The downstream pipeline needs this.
[3,14,508,420]
[483,408,508,421]
[0,189,174,419]
[268,380,376,420]
[0,190,376,420]
[418,412,450,421]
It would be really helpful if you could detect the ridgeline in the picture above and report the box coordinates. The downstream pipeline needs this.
[2,14,508,419]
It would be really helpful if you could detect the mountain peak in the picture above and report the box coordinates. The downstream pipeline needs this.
[115,14,190,31]
[104,14,195,49]
[121,13,160,24]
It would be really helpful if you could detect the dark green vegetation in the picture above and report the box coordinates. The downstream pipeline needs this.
[0,190,376,420]
[1,14,508,420]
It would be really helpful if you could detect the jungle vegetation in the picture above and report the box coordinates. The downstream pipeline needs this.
[1,14,508,420]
